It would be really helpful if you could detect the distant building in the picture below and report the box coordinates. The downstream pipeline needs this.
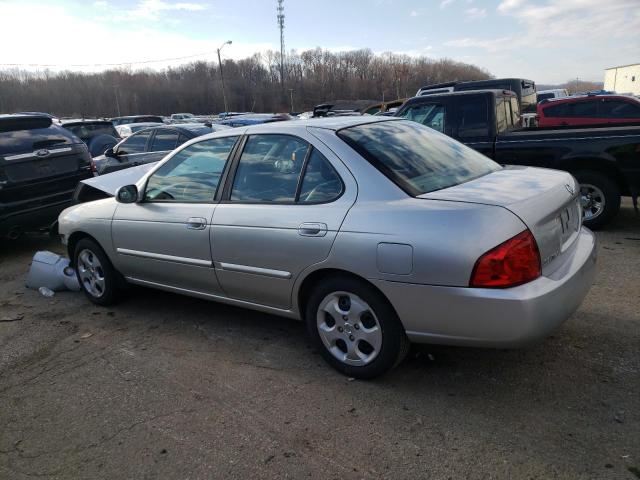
[604,63,640,95]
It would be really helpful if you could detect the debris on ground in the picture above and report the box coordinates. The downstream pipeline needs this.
[26,251,80,292]
[38,287,55,298]
[0,313,24,323]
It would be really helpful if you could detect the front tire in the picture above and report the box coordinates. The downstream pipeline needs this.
[574,170,620,230]
[74,238,121,306]
[305,276,409,379]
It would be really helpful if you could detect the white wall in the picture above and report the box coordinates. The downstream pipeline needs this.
[604,65,640,95]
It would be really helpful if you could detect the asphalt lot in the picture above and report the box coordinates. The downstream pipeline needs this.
[1,200,638,480]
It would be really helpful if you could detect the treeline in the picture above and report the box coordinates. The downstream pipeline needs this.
[0,48,491,117]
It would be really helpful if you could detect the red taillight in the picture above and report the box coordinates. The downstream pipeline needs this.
[90,159,97,173]
[470,230,541,288]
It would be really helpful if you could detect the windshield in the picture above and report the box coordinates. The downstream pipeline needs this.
[338,120,500,196]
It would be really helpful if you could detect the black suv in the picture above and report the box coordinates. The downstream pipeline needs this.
[0,114,92,237]
[61,119,121,157]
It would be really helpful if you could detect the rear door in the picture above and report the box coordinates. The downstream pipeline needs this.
[211,132,356,309]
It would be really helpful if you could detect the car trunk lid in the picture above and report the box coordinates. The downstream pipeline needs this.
[419,166,581,274]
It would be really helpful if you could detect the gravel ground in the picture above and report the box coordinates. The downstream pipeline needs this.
[1,200,638,480]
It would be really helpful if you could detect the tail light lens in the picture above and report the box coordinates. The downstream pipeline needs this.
[90,159,97,174]
[470,230,541,288]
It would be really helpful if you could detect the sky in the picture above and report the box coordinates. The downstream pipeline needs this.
[1,0,639,84]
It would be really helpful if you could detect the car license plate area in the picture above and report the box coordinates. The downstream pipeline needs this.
[558,198,580,248]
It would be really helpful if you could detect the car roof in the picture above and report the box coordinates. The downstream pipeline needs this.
[409,89,513,101]
[111,115,162,120]
[541,94,638,105]
[206,116,398,138]
[119,122,163,127]
[62,119,112,125]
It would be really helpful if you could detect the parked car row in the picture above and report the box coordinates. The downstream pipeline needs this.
[3,74,640,238]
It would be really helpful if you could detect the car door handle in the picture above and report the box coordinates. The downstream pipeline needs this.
[186,217,207,230]
[298,222,327,237]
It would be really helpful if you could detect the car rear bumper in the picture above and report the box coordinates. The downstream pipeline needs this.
[372,227,597,348]
[0,190,75,235]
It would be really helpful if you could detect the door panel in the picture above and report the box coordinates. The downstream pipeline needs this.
[113,202,221,294]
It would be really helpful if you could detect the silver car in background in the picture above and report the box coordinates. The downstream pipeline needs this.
[58,117,597,378]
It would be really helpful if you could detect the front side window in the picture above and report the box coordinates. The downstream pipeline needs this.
[150,129,180,152]
[398,103,445,133]
[338,120,500,196]
[230,135,310,202]
[118,130,152,154]
[144,136,238,202]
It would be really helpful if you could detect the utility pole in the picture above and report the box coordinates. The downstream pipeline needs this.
[217,40,232,113]
[576,76,579,93]
[113,85,121,116]
[277,0,285,87]
[289,88,294,112]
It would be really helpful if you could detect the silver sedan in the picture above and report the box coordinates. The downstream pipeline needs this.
[58,117,597,378]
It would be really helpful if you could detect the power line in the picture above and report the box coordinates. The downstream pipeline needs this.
[0,49,221,68]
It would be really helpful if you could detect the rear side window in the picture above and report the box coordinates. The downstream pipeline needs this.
[150,129,180,152]
[458,96,490,138]
[298,149,343,203]
[338,120,500,196]
[495,98,508,133]
[230,135,310,203]
[598,100,640,118]
[0,117,51,133]
[398,103,445,133]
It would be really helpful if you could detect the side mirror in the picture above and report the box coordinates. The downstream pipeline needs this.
[115,185,138,204]
[104,147,116,158]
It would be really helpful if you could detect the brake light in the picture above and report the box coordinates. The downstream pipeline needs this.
[470,230,541,288]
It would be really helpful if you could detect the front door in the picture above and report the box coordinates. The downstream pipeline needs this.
[112,136,239,294]
[211,133,356,309]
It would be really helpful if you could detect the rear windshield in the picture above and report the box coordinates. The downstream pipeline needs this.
[65,123,118,139]
[0,116,52,133]
[338,120,500,196]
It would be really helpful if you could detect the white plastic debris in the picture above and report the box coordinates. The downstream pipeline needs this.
[26,251,81,292]
[38,287,55,298]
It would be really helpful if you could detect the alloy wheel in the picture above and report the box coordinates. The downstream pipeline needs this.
[580,183,606,221]
[316,291,383,366]
[77,249,106,298]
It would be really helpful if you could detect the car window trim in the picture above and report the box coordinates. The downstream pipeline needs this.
[141,135,240,205]
[150,127,180,152]
[223,133,312,205]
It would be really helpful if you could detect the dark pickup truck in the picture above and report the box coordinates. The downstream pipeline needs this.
[0,114,92,238]
[396,89,640,229]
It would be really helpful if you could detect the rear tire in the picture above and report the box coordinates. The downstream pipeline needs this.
[74,238,121,306]
[574,170,620,230]
[305,275,409,379]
